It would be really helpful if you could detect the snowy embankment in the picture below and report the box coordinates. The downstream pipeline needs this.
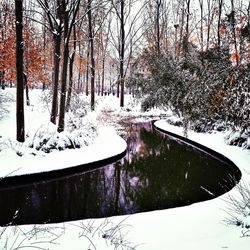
[0,89,127,178]
[0,126,126,178]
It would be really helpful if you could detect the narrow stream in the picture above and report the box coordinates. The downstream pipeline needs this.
[0,121,241,226]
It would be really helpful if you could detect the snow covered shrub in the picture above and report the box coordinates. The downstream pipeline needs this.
[137,45,250,139]
[138,50,216,130]
[224,179,250,236]
[66,115,98,147]
[28,115,98,154]
[139,51,185,114]
[222,67,250,133]
[67,92,89,117]
[125,73,145,98]
[225,128,250,149]
[38,89,53,113]
[0,88,14,120]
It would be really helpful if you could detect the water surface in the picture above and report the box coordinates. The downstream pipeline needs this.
[0,122,241,226]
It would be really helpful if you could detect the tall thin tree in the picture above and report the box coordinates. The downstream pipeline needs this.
[37,0,63,124]
[87,0,95,111]
[58,0,80,132]
[15,0,25,142]
[119,0,125,107]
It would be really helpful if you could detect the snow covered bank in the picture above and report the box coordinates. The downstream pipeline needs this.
[0,89,128,178]
[0,126,127,178]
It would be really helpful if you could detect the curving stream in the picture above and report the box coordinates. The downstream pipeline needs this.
[0,121,241,226]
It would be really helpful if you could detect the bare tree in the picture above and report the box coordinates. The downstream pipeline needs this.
[100,13,111,96]
[15,0,25,142]
[87,0,95,111]
[199,0,204,52]
[217,0,223,47]
[58,0,80,132]
[229,0,239,65]
[110,0,145,107]
[37,0,63,124]
[119,0,125,107]
[66,24,77,112]
[182,0,190,57]
[205,0,216,50]
[156,0,162,53]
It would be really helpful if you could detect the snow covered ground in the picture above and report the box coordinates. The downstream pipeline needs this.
[0,88,250,249]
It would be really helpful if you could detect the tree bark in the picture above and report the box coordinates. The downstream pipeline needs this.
[156,0,161,53]
[57,0,80,132]
[50,33,61,124]
[217,0,223,47]
[86,42,90,96]
[183,0,190,58]
[50,0,62,124]
[230,0,239,66]
[101,56,105,96]
[15,0,25,142]
[66,24,77,112]
[58,0,69,132]
[120,0,125,107]
[88,0,95,111]
[199,0,204,52]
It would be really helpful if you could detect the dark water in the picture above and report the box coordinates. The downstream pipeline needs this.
[0,122,241,226]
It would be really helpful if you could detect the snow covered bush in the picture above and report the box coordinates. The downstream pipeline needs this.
[0,88,14,120]
[225,128,250,149]
[66,92,89,117]
[135,46,250,145]
[224,179,250,236]
[38,89,53,113]
[0,89,98,157]
[27,115,98,154]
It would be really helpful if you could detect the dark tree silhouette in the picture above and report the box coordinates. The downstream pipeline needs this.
[119,0,125,107]
[58,0,80,132]
[87,0,95,111]
[15,0,25,142]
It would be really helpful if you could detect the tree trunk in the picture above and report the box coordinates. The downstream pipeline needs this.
[199,0,204,52]
[183,0,190,58]
[230,0,239,66]
[50,33,61,124]
[86,42,90,96]
[0,71,5,90]
[217,0,223,47]
[206,0,215,50]
[156,0,161,53]
[15,0,25,142]
[58,0,69,132]
[120,0,125,107]
[101,56,105,96]
[88,0,95,111]
[97,71,101,95]
[77,41,83,93]
[178,1,185,56]
[50,0,62,124]
[66,25,77,112]
[117,77,120,98]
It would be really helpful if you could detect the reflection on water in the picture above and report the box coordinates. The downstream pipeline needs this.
[0,122,241,226]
